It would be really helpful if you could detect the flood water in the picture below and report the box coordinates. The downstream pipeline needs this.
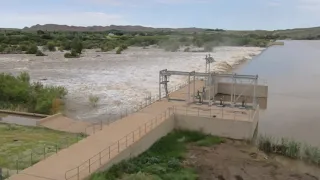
[0,46,263,122]
[237,40,320,146]
[0,113,41,126]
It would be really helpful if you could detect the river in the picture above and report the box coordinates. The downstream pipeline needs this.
[237,40,320,146]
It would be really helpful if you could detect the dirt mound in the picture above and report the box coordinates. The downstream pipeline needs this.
[185,140,318,180]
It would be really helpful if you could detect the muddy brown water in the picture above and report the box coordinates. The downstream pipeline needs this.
[0,46,263,122]
[237,40,320,147]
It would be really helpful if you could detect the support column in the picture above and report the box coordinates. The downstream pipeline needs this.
[193,71,196,103]
[159,72,161,100]
[208,73,211,102]
[233,78,237,107]
[231,75,234,105]
[188,73,191,103]
[212,74,215,101]
[253,75,258,108]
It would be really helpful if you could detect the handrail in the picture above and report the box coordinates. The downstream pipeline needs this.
[65,108,173,180]
[173,106,254,121]
[82,82,188,136]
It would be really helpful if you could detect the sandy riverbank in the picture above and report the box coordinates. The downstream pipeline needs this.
[0,46,264,122]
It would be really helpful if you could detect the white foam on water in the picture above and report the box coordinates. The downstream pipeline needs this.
[0,46,264,121]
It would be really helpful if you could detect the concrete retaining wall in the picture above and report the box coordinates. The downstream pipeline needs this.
[251,107,259,137]
[0,110,48,118]
[95,115,175,174]
[36,113,63,126]
[174,114,253,140]
[217,82,268,98]
[92,110,258,177]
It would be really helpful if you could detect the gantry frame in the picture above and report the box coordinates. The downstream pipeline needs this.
[159,69,259,108]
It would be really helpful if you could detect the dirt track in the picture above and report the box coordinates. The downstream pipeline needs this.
[186,140,319,180]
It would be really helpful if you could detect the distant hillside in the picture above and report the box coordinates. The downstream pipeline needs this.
[22,24,205,32]
[4,24,320,39]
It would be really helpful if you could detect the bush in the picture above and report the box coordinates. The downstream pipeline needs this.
[0,44,5,52]
[64,49,79,58]
[89,95,99,107]
[0,72,67,114]
[119,44,128,50]
[36,50,46,56]
[116,47,123,54]
[58,46,64,52]
[19,44,28,51]
[26,44,38,54]
[47,41,56,51]
[71,38,83,54]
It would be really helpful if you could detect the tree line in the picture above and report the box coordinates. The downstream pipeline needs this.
[0,29,284,56]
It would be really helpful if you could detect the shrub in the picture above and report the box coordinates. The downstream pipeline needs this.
[88,95,100,107]
[36,50,46,56]
[64,49,79,58]
[19,44,28,51]
[26,44,38,54]
[0,44,5,52]
[0,72,67,114]
[116,47,123,54]
[119,44,128,50]
[47,41,56,51]
[71,38,83,54]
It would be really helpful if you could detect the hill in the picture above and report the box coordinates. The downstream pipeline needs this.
[22,24,205,32]
[18,24,320,39]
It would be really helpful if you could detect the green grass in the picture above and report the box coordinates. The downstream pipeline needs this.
[90,130,224,180]
[0,123,86,170]
[258,135,320,165]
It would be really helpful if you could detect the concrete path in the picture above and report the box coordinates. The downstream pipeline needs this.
[8,82,205,180]
[39,116,91,134]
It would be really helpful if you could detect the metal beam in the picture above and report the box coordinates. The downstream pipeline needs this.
[160,70,258,80]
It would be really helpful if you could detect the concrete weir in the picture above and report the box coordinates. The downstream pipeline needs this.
[8,70,267,180]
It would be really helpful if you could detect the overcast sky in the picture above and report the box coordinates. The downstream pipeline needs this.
[1,0,320,30]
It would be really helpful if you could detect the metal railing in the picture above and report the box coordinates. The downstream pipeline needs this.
[65,105,258,180]
[173,106,255,121]
[82,82,189,136]
[65,108,174,180]
[2,135,84,178]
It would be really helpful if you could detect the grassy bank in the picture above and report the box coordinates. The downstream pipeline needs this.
[0,123,86,170]
[258,135,320,165]
[90,130,224,180]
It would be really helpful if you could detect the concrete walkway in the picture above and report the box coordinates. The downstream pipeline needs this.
[8,101,177,180]
[8,82,205,180]
[39,116,92,134]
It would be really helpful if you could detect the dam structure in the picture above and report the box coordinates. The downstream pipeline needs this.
[7,69,268,180]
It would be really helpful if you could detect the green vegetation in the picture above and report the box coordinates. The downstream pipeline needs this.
[89,95,100,107]
[0,123,86,170]
[64,49,80,58]
[91,130,224,180]
[35,49,46,56]
[258,135,320,165]
[0,72,67,114]
[0,26,319,55]
[46,41,56,51]
[25,44,38,54]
